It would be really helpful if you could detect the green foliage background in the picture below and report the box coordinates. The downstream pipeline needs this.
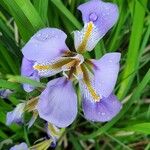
[0,0,150,149]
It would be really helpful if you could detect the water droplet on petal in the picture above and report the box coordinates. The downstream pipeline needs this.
[107,116,110,120]
[112,101,115,105]
[35,32,55,41]
[101,112,105,116]
[89,13,98,22]
[108,60,113,63]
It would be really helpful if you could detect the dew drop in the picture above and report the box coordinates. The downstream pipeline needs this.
[108,60,113,63]
[35,32,52,41]
[101,112,105,116]
[89,13,98,22]
[106,116,110,120]
[112,101,115,105]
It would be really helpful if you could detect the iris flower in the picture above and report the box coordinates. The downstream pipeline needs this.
[21,0,122,128]
[6,103,25,125]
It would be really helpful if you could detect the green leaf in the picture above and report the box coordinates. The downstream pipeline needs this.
[0,0,45,41]
[33,0,48,24]
[118,0,148,99]
[51,0,82,29]
[125,123,150,134]
[6,75,45,88]
[0,43,19,74]
[107,0,129,51]
[0,79,21,91]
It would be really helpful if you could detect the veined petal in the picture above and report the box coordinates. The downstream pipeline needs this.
[21,57,39,92]
[22,28,69,62]
[82,94,122,122]
[21,57,35,77]
[37,77,77,128]
[10,142,28,150]
[33,57,72,77]
[0,89,12,99]
[74,22,102,52]
[78,0,119,37]
[92,53,121,98]
[79,53,120,102]
[6,103,25,126]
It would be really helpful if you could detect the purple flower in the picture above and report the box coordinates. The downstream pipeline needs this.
[6,103,25,125]
[37,77,77,127]
[9,142,28,150]
[21,57,39,92]
[0,89,12,98]
[22,0,122,127]
[21,28,69,92]
[22,28,69,62]
[78,0,119,39]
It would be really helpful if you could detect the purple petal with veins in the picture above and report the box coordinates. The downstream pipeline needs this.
[82,94,122,122]
[78,0,119,37]
[21,57,39,92]
[37,77,77,128]
[22,28,69,62]
[92,53,121,98]
[6,103,25,126]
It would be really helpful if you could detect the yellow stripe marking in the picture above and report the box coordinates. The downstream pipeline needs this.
[81,64,100,102]
[33,64,51,70]
[33,58,72,71]
[63,59,77,70]
[77,22,93,53]
[48,123,60,137]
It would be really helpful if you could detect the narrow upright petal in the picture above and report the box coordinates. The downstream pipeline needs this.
[10,142,28,150]
[21,57,39,92]
[22,28,69,62]
[37,77,77,128]
[82,94,122,122]
[6,103,25,126]
[78,0,119,37]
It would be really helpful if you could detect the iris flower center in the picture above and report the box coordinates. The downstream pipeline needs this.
[33,51,100,102]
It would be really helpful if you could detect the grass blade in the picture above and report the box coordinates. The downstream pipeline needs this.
[117,0,148,99]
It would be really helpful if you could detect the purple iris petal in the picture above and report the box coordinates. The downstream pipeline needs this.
[6,103,25,126]
[92,53,121,98]
[82,94,122,122]
[37,77,77,128]
[21,57,39,92]
[10,142,28,150]
[78,0,119,37]
[79,53,120,103]
[0,89,12,98]
[22,28,69,62]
